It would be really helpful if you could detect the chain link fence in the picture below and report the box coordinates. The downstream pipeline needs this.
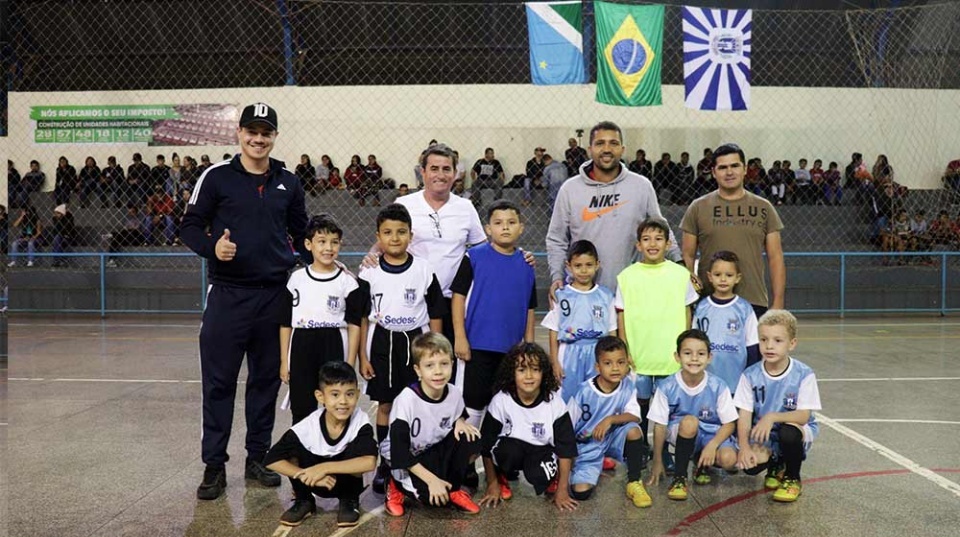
[4,1,960,312]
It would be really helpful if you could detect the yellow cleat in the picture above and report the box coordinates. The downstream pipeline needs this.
[626,480,652,508]
[667,476,689,501]
[693,466,711,485]
[764,462,785,490]
[772,479,802,502]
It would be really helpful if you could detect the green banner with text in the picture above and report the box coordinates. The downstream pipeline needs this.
[30,104,239,146]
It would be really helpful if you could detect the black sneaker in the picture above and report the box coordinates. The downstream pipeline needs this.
[196,466,226,500]
[337,498,361,527]
[280,499,316,527]
[372,464,387,495]
[245,458,281,487]
[463,465,480,489]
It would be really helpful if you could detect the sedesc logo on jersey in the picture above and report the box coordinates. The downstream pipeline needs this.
[531,422,546,440]
[326,295,342,314]
[403,288,417,306]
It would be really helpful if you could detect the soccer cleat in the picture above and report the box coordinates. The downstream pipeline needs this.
[385,479,405,517]
[545,477,559,495]
[497,473,513,500]
[626,480,653,508]
[772,479,802,502]
[196,465,226,500]
[602,457,617,471]
[448,490,481,514]
[337,498,361,527]
[245,458,281,487]
[764,462,785,490]
[693,466,712,485]
[280,499,316,527]
[667,476,689,501]
[463,465,480,489]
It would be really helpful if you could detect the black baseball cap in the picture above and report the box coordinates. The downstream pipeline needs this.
[239,102,278,130]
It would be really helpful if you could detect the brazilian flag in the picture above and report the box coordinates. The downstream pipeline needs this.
[595,1,664,106]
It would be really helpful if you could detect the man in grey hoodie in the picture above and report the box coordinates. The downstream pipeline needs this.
[543,153,568,211]
[546,121,681,296]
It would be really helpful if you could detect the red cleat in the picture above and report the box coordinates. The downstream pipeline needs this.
[385,479,405,517]
[449,490,481,514]
[497,473,513,500]
[545,477,559,495]
[603,457,617,471]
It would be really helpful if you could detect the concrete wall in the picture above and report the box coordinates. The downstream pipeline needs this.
[5,84,960,194]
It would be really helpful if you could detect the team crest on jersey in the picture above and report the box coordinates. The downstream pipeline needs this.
[503,416,513,436]
[326,295,342,313]
[698,406,714,420]
[531,422,546,440]
[439,416,451,430]
[726,317,741,334]
[403,288,417,306]
[783,393,798,410]
[592,305,604,320]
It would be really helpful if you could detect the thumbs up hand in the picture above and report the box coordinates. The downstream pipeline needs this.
[215,229,237,261]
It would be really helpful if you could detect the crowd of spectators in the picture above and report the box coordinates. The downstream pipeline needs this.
[7,147,960,268]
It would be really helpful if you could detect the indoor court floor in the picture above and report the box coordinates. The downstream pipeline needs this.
[6,315,960,537]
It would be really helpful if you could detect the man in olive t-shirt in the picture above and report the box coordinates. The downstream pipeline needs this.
[680,144,785,316]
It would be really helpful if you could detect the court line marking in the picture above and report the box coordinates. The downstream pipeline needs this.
[818,413,960,499]
[832,419,960,425]
[8,377,201,383]
[662,468,960,536]
[819,376,960,382]
[9,323,199,328]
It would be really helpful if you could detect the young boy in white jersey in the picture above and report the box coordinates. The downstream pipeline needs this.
[692,250,760,393]
[542,239,617,402]
[734,310,822,502]
[646,329,738,501]
[381,332,482,516]
[567,336,651,508]
[616,217,699,449]
[281,214,366,425]
[357,203,446,493]
[478,342,578,511]
[264,361,378,528]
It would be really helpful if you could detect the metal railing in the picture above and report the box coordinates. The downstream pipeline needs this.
[5,250,959,317]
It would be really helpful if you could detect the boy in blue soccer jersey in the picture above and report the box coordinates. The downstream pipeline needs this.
[692,250,760,393]
[451,200,537,426]
[542,239,618,401]
[734,310,822,502]
[567,336,650,508]
[646,330,739,501]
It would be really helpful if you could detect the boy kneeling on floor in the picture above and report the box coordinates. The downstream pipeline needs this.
[264,361,377,528]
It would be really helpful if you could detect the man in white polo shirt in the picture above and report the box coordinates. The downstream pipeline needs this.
[368,144,486,343]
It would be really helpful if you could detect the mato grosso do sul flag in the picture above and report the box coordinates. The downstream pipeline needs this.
[526,1,587,85]
[682,6,752,111]
[595,1,664,106]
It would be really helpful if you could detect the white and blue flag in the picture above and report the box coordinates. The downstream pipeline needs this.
[525,1,587,85]
[682,7,751,111]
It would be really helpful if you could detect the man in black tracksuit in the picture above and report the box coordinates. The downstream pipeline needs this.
[181,103,310,500]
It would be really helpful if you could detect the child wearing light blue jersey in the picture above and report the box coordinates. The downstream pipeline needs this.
[567,336,651,508]
[647,330,738,502]
[734,310,821,503]
[692,251,760,392]
[542,240,617,401]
